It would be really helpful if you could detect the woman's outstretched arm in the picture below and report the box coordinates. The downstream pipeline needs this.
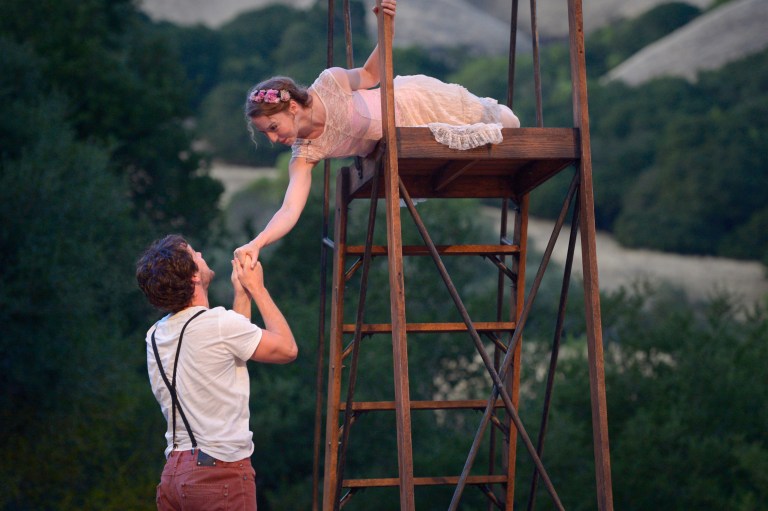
[235,156,315,268]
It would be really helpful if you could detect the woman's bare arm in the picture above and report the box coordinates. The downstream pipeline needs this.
[332,0,396,92]
[235,156,315,268]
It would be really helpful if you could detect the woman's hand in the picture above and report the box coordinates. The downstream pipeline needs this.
[234,239,262,270]
[373,0,396,17]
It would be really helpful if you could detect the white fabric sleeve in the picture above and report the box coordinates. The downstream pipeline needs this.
[217,308,263,361]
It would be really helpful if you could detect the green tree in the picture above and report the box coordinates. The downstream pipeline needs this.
[0,36,161,510]
[586,2,702,76]
[151,22,226,109]
[0,0,222,236]
[603,287,768,510]
[197,80,285,166]
[514,282,768,510]
[0,0,232,506]
[614,94,768,255]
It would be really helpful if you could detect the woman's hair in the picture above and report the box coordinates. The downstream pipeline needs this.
[244,76,312,145]
[135,234,198,313]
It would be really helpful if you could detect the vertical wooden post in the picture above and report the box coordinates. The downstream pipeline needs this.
[567,0,614,509]
[376,2,416,509]
[322,168,351,510]
[503,196,529,507]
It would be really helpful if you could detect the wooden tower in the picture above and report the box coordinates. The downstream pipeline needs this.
[311,0,613,509]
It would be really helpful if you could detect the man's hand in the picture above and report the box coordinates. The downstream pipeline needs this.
[231,258,253,318]
[235,255,265,298]
[231,258,250,298]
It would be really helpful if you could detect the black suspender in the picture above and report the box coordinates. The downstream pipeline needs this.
[151,309,207,450]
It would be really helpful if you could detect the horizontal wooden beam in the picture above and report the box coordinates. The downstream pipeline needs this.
[343,474,509,488]
[346,244,521,256]
[341,321,516,334]
[340,399,505,412]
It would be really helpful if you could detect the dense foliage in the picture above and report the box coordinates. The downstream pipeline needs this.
[1,0,766,510]
[516,283,768,511]
[0,0,223,234]
[0,0,223,508]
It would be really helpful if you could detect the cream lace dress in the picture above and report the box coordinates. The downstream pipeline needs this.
[291,70,507,162]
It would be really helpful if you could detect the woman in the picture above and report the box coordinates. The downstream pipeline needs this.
[234,0,520,267]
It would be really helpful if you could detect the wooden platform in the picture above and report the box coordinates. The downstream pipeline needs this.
[349,127,580,201]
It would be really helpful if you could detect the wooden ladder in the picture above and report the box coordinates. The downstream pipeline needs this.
[315,0,613,509]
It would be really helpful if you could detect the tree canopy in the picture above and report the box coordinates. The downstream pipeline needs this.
[0,0,223,507]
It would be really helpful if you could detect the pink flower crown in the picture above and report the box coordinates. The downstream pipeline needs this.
[249,89,291,104]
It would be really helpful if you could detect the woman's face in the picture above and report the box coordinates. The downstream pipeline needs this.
[251,108,298,146]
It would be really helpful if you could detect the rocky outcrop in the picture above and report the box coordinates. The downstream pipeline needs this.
[140,0,314,28]
[140,0,714,45]
[465,0,714,39]
[604,0,768,85]
[140,0,765,82]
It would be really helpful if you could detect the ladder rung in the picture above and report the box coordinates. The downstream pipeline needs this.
[342,321,516,334]
[340,399,504,412]
[346,244,520,256]
[343,474,509,488]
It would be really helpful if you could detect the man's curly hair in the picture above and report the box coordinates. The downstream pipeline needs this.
[136,234,198,313]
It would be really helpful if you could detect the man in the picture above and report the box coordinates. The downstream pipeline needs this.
[136,234,297,510]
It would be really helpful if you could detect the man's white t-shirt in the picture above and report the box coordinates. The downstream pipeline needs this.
[146,305,262,462]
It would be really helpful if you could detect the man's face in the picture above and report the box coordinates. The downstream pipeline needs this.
[186,244,215,288]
